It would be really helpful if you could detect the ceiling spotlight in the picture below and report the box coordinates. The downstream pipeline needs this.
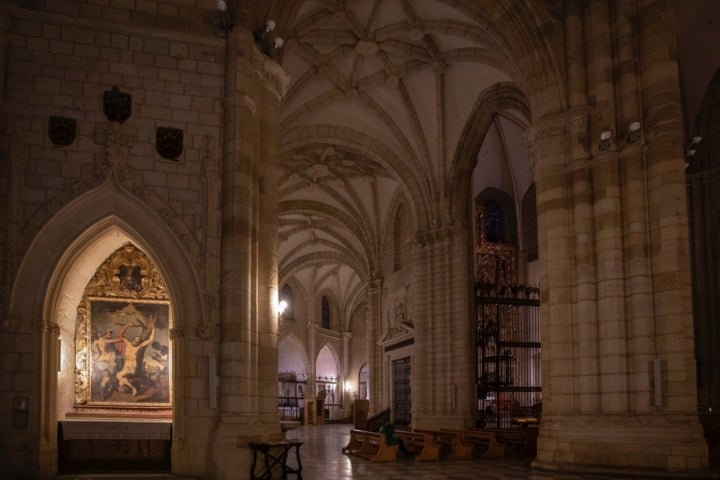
[626,121,641,143]
[598,129,612,151]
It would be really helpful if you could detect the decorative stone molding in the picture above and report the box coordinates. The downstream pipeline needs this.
[223,93,257,117]
[234,31,290,101]
[169,327,185,341]
[42,321,60,336]
[3,315,19,332]
[93,123,137,186]
[198,292,219,340]
[197,323,217,340]
[415,224,454,246]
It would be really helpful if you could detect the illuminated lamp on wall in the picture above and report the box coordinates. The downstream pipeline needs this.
[598,129,613,151]
[625,121,641,144]
[217,0,232,31]
[253,20,284,58]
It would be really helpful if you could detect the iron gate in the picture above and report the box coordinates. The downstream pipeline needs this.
[476,283,541,428]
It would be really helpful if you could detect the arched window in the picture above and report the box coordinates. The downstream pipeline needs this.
[484,199,503,242]
[281,284,294,322]
[321,296,330,329]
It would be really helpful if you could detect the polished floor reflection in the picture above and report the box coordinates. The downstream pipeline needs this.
[289,423,716,480]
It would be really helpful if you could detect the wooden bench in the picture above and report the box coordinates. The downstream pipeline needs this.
[394,430,441,461]
[342,429,399,462]
[414,429,473,460]
[454,429,506,459]
[483,427,538,457]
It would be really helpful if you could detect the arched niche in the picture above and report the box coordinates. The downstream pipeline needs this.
[10,182,205,475]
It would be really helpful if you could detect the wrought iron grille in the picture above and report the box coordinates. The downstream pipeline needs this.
[476,283,541,428]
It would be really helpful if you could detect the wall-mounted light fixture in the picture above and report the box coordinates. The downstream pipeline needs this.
[686,136,702,157]
[685,136,703,169]
[626,121,641,144]
[598,129,613,151]
[253,19,284,58]
[277,300,288,316]
[217,0,232,31]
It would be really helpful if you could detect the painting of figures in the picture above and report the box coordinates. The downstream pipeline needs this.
[88,298,171,406]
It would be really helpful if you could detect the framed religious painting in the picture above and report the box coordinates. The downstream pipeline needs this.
[85,297,171,406]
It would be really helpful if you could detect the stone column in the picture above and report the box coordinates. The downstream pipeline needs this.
[534,0,707,474]
[341,331,351,415]
[0,4,11,312]
[615,0,654,414]
[210,28,288,480]
[366,275,382,413]
[307,322,317,398]
[411,225,472,430]
[256,46,287,426]
[38,321,60,476]
[564,0,598,414]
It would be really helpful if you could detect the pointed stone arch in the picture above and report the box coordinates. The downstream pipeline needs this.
[9,182,205,475]
[278,332,310,378]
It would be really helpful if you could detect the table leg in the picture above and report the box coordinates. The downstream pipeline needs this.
[263,447,273,480]
[250,447,259,480]
[293,443,302,479]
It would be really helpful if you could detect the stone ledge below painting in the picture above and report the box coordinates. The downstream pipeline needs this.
[60,418,172,440]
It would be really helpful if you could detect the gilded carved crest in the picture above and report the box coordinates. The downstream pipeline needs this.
[84,244,169,300]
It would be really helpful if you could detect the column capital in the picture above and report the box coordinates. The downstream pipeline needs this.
[234,30,290,102]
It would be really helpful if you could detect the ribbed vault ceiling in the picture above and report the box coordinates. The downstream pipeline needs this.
[275,0,539,323]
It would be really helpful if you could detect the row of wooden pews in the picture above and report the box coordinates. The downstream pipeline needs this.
[342,426,536,462]
[341,428,399,462]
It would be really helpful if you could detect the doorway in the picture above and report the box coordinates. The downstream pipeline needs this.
[392,356,411,426]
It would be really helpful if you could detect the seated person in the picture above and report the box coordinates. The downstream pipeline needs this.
[379,421,412,458]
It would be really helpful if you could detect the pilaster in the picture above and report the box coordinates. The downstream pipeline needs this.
[533,1,707,474]
[366,275,382,414]
[412,224,473,430]
[210,27,289,480]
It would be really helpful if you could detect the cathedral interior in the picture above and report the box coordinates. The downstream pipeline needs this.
[2,0,720,478]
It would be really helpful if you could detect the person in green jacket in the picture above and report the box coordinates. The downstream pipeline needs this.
[379,421,412,457]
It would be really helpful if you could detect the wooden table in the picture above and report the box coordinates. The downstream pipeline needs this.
[249,440,303,479]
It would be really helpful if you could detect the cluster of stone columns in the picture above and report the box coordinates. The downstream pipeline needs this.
[532,0,707,473]
[210,27,289,479]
